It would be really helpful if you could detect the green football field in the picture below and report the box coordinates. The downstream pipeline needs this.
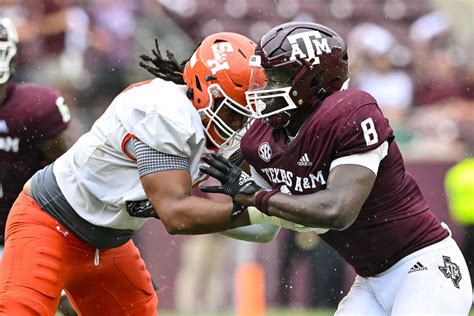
[160,309,334,316]
[56,304,474,315]
[158,306,474,316]
[56,309,334,316]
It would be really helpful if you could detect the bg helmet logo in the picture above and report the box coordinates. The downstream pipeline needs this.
[258,142,272,162]
[288,30,331,65]
[207,42,233,74]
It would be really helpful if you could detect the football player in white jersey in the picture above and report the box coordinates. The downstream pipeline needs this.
[0,33,278,315]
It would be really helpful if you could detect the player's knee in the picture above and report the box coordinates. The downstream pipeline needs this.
[0,290,55,315]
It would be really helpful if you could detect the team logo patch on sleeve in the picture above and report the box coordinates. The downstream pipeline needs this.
[438,255,462,288]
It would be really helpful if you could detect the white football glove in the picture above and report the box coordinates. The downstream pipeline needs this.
[247,206,329,234]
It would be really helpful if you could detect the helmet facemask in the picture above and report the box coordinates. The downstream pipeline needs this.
[199,83,253,150]
[246,55,314,128]
[246,55,297,119]
[0,18,18,84]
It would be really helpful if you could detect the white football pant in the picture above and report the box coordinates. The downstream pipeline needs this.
[336,235,472,315]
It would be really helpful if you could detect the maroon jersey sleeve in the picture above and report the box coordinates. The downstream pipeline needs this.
[32,87,71,140]
[334,97,394,159]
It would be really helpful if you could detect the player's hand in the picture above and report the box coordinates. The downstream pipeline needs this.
[200,153,261,198]
[200,153,261,221]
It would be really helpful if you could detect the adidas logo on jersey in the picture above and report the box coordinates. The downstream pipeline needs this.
[297,153,312,166]
[408,262,428,273]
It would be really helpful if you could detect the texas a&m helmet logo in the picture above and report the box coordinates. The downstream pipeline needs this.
[258,142,272,162]
[288,30,331,65]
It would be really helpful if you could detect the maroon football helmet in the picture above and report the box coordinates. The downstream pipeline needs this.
[246,22,349,128]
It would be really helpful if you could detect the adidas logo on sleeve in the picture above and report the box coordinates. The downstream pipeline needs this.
[297,153,313,166]
[408,262,428,273]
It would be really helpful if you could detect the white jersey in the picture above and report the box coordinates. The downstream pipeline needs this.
[53,79,206,230]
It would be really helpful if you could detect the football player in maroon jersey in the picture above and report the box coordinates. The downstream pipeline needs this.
[0,16,75,315]
[201,22,472,314]
[0,17,71,253]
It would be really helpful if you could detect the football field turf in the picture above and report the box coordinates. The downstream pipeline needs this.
[56,305,474,315]
[160,309,334,316]
[158,306,474,316]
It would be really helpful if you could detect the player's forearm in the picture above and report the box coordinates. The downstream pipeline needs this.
[155,196,250,235]
[234,165,374,230]
[235,189,351,229]
[263,190,355,230]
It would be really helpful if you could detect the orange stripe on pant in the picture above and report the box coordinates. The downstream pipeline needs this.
[0,192,158,316]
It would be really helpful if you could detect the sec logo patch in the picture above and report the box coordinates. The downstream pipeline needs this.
[258,142,272,162]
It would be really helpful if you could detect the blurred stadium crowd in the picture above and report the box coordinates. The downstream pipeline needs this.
[1,0,473,313]
[2,0,473,161]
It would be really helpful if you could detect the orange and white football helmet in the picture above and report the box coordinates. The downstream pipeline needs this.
[183,32,264,150]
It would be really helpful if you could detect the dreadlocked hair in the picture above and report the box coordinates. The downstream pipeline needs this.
[139,38,189,85]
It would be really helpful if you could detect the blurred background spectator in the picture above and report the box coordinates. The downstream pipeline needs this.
[174,234,230,314]
[2,0,470,160]
[278,230,344,309]
[1,0,472,313]
[349,22,414,127]
[173,184,235,314]
[84,0,138,119]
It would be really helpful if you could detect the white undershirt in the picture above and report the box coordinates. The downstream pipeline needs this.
[330,140,389,175]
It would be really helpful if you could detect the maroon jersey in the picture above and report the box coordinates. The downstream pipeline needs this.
[0,83,69,242]
[241,89,448,277]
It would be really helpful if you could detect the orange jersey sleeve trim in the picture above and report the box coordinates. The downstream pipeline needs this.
[120,80,153,94]
[121,133,137,161]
